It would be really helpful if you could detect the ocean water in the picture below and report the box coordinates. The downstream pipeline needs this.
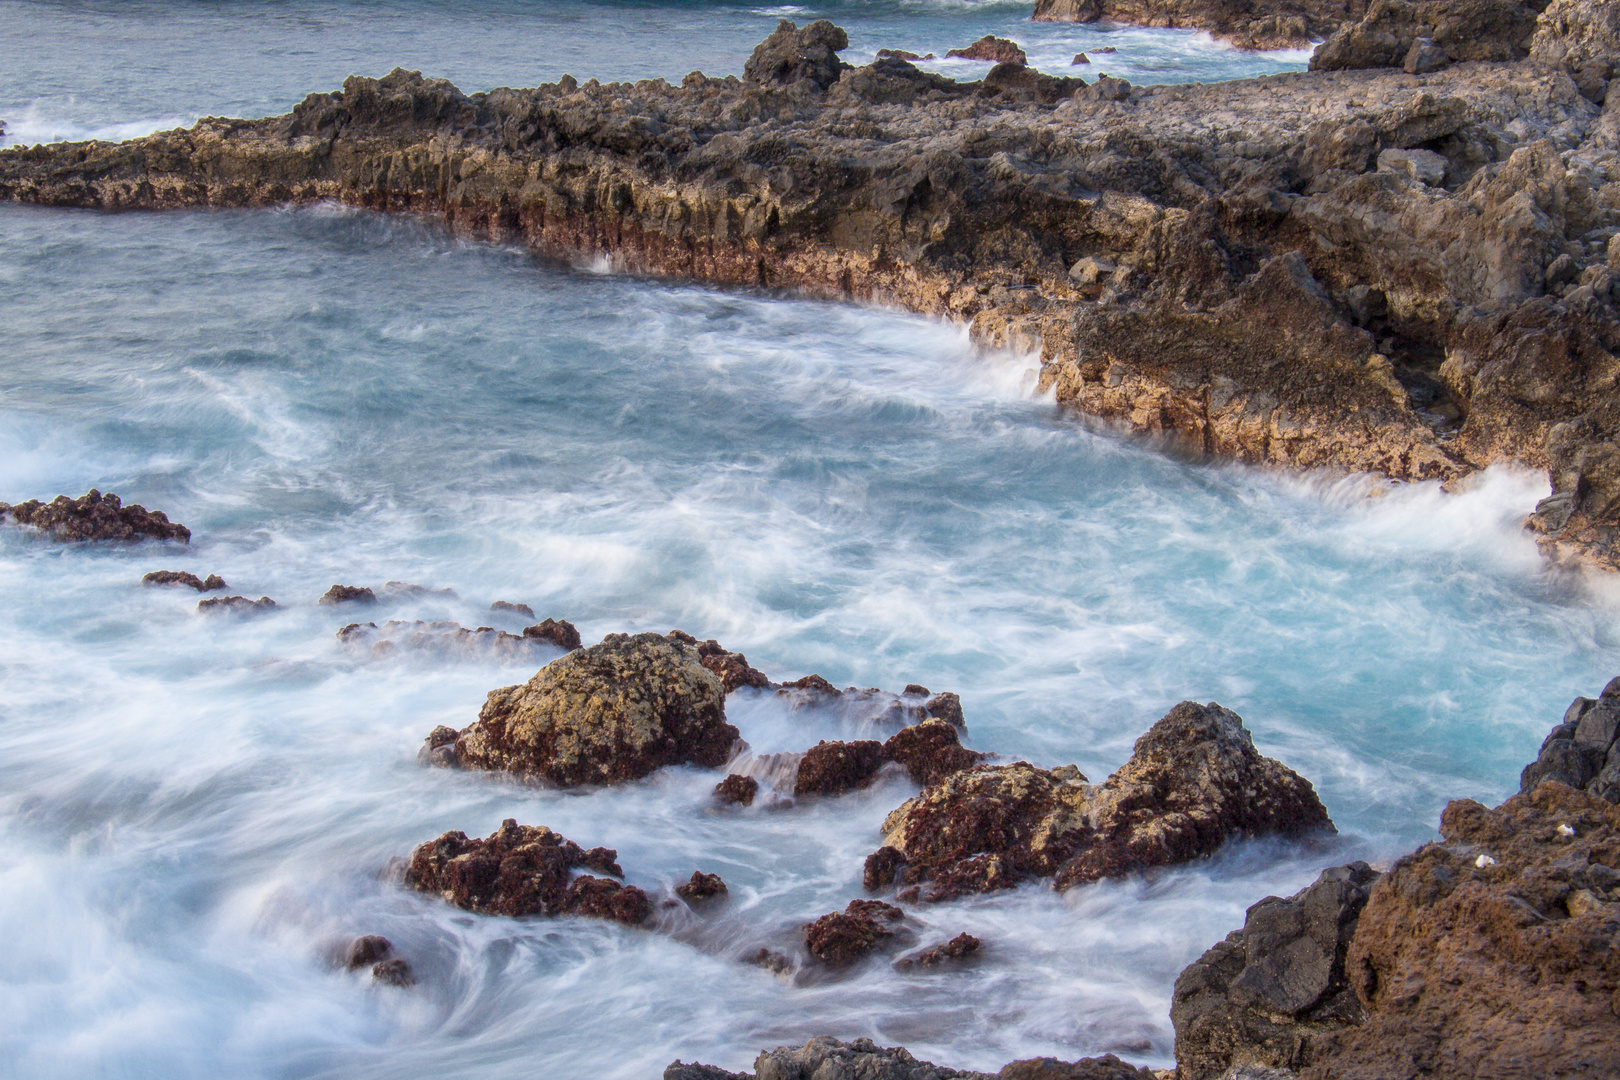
[2,4,1616,1080]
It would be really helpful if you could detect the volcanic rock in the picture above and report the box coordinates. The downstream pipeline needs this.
[876,49,931,62]
[795,739,888,795]
[893,932,981,971]
[877,702,1332,901]
[370,957,416,986]
[791,719,985,797]
[143,570,226,591]
[864,845,907,891]
[1531,0,1620,74]
[744,19,849,91]
[343,934,394,969]
[1171,863,1381,1078]
[490,600,534,618]
[319,584,376,605]
[804,899,905,965]
[0,490,190,543]
[1521,676,1620,802]
[403,818,650,924]
[945,36,1027,65]
[884,718,985,786]
[521,617,582,650]
[675,632,774,692]
[341,619,543,661]
[197,595,277,613]
[714,773,759,805]
[666,1037,1154,1080]
[1310,0,1538,72]
[432,631,736,785]
[675,871,728,902]
[1033,0,1328,49]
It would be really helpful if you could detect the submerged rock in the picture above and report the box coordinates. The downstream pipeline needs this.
[877,702,1332,900]
[1172,863,1380,1079]
[197,594,277,614]
[427,631,737,785]
[675,871,728,902]
[340,619,545,661]
[665,1037,1154,1080]
[804,899,906,965]
[713,773,759,805]
[319,584,376,605]
[404,818,650,924]
[490,600,534,618]
[1,490,190,543]
[522,617,582,651]
[893,932,981,972]
[143,570,226,591]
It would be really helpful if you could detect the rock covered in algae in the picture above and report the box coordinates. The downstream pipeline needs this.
[1,489,190,542]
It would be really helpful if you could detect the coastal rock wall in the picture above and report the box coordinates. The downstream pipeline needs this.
[1031,0,1369,50]
[5,21,1620,564]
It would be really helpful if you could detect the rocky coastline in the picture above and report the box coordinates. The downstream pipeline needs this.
[4,6,1620,567]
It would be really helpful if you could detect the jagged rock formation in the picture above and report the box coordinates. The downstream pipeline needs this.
[875,702,1332,901]
[1310,0,1541,73]
[338,619,551,661]
[794,719,987,796]
[421,631,737,785]
[143,570,226,591]
[404,818,651,924]
[664,1037,1155,1080]
[197,594,276,613]
[713,773,759,805]
[893,931,982,971]
[1,490,190,542]
[5,19,1620,565]
[522,617,582,650]
[319,584,375,604]
[675,871,728,901]
[1171,863,1380,1078]
[804,898,908,964]
[1032,0,1367,49]
[945,37,1029,65]
[1520,675,1620,800]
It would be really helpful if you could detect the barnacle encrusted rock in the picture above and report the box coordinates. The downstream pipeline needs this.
[876,702,1333,900]
[429,631,737,785]
[1,490,190,542]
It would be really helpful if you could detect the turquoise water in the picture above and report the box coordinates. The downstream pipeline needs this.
[2,5,1615,1079]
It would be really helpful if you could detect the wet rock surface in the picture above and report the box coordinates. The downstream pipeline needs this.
[339,934,417,986]
[143,570,226,591]
[795,738,889,796]
[319,584,376,605]
[945,36,1028,65]
[341,619,550,661]
[1,490,190,542]
[404,818,650,924]
[792,719,987,796]
[878,702,1332,901]
[665,1037,1154,1080]
[1172,863,1380,1079]
[893,931,981,972]
[521,617,582,650]
[713,773,759,805]
[804,898,907,965]
[1520,676,1620,801]
[1033,0,1350,49]
[675,871,728,902]
[490,600,534,618]
[197,595,277,614]
[427,631,737,785]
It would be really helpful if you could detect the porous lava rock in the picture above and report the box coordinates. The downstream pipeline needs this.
[792,719,986,796]
[427,631,737,785]
[490,599,534,618]
[143,570,226,591]
[1,490,190,542]
[804,899,906,965]
[893,931,981,971]
[1520,675,1620,801]
[714,773,759,805]
[675,871,728,902]
[877,702,1332,901]
[197,595,277,613]
[1280,782,1620,1080]
[945,36,1027,65]
[521,617,582,650]
[884,717,986,786]
[319,584,376,604]
[404,818,650,924]
[667,630,774,691]
[341,619,544,661]
[795,739,888,795]
[665,1037,1154,1080]
[1309,0,1539,72]
[743,19,849,91]
[1171,863,1381,1079]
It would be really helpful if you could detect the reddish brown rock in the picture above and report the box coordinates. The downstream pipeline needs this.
[490,600,535,618]
[804,899,905,965]
[945,36,1027,65]
[778,673,841,699]
[893,932,981,971]
[438,631,736,785]
[197,595,277,614]
[143,570,226,591]
[686,635,774,692]
[403,818,650,925]
[714,773,759,805]
[864,845,906,891]
[522,617,582,650]
[370,957,416,987]
[878,702,1332,901]
[320,584,375,605]
[883,718,985,786]
[675,871,728,902]
[1,490,190,543]
[998,1056,1155,1080]
[795,739,888,796]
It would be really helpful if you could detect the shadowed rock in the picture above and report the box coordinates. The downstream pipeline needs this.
[743,19,849,91]
[427,631,737,785]
[143,570,226,591]
[1311,0,1538,72]
[404,818,649,924]
[370,957,415,986]
[793,719,986,796]
[796,739,888,795]
[1521,676,1620,801]
[714,773,759,805]
[877,702,1332,901]
[804,899,905,965]
[1,490,190,542]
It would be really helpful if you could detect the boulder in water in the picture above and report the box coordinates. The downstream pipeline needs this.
[319,584,376,604]
[490,600,535,618]
[404,818,650,924]
[714,773,759,805]
[198,595,277,614]
[675,871,728,902]
[522,617,583,650]
[143,570,226,591]
[804,899,906,965]
[945,35,1027,64]
[877,702,1332,900]
[893,932,981,972]
[1,490,190,543]
[430,631,737,785]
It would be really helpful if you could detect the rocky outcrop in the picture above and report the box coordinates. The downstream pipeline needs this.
[744,19,849,91]
[893,932,981,971]
[197,594,276,613]
[319,584,375,604]
[338,934,416,986]
[339,619,547,661]
[791,719,986,797]
[1032,0,1362,49]
[1171,863,1380,1079]
[668,631,774,692]
[1,490,190,542]
[776,678,968,734]
[713,773,759,805]
[876,702,1332,901]
[423,631,737,785]
[675,871,728,901]
[1531,0,1620,80]
[804,898,907,964]
[945,37,1028,65]
[489,599,534,618]
[796,739,889,795]
[1309,0,1540,73]
[1520,676,1620,801]
[403,818,651,924]
[665,1038,1154,1080]
[8,21,1620,566]
[143,570,226,591]
[521,617,582,650]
